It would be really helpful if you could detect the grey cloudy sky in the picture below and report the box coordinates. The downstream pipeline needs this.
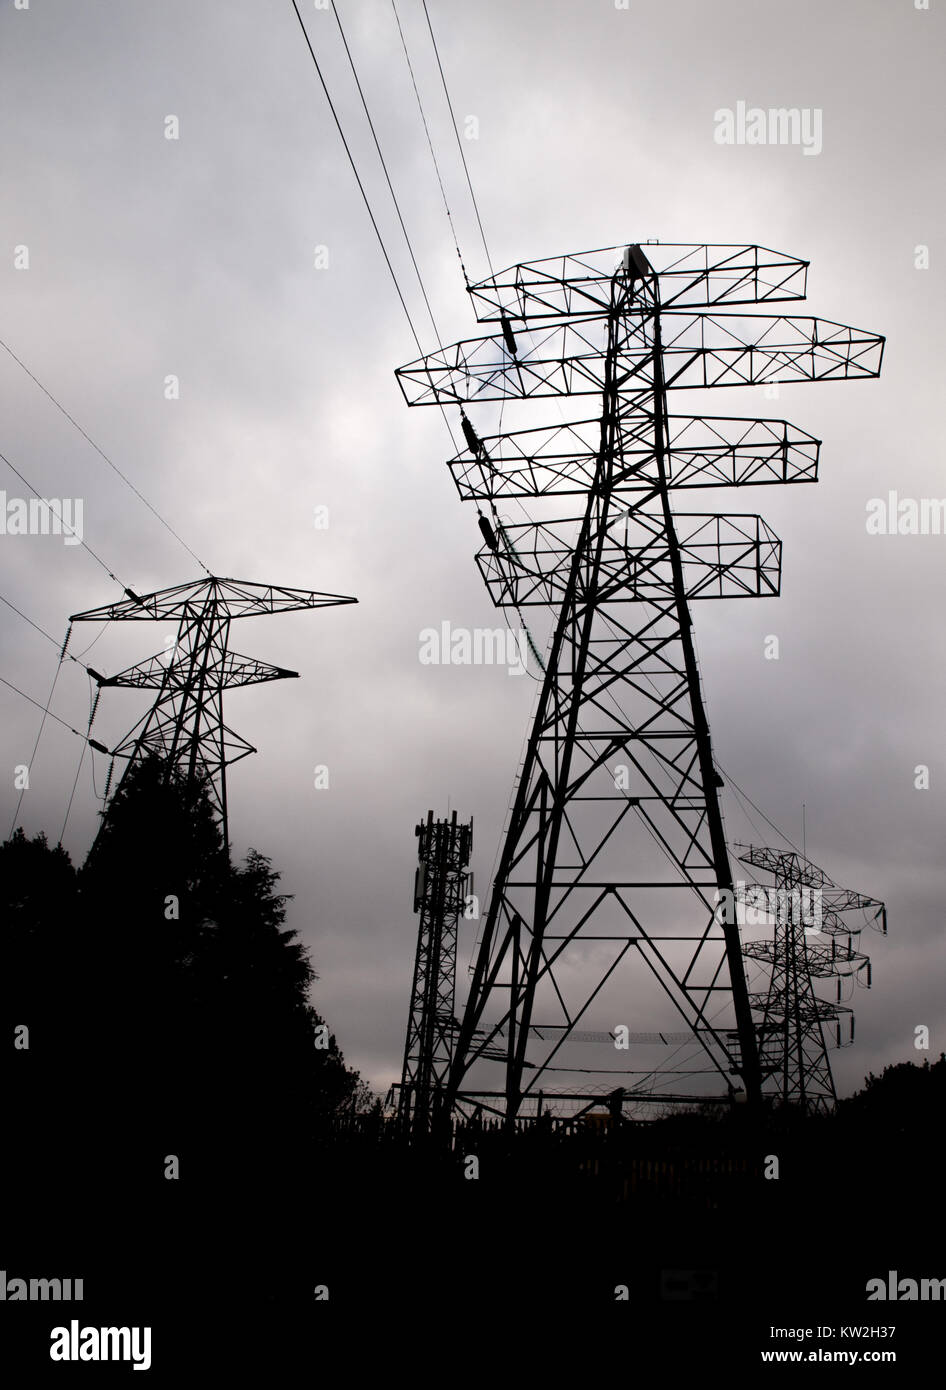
[1,0,942,1100]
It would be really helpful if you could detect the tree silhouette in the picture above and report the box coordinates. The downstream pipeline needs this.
[839,1053,946,1130]
[1,759,373,1296]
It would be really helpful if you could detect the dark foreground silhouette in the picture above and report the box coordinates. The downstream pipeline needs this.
[1,763,942,1372]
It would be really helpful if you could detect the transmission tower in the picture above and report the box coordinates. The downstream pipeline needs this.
[735,843,886,1112]
[70,577,356,848]
[396,810,473,1137]
[396,241,884,1121]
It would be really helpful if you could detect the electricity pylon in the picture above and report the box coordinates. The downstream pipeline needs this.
[735,843,886,1111]
[71,577,356,848]
[396,810,473,1137]
[397,242,884,1121]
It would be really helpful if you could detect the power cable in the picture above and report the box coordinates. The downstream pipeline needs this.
[0,336,211,576]
[0,671,85,735]
[4,658,111,840]
[421,0,495,278]
[390,0,467,280]
[0,592,63,652]
[324,0,460,453]
[0,592,104,679]
[332,0,445,349]
[60,674,103,841]
[0,447,127,589]
[288,0,427,359]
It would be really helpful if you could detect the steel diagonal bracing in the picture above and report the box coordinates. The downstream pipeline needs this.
[448,413,819,502]
[466,243,810,320]
[396,314,883,407]
[735,843,886,1111]
[71,577,356,849]
[395,240,883,1122]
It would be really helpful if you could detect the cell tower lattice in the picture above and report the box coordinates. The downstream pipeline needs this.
[736,843,887,1111]
[71,577,356,847]
[397,810,472,1136]
[396,241,884,1121]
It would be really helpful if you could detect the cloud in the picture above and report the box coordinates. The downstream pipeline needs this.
[1,0,940,1101]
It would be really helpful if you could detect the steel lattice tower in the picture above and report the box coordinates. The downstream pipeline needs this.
[396,810,473,1136]
[396,241,884,1121]
[70,577,356,848]
[735,844,887,1112]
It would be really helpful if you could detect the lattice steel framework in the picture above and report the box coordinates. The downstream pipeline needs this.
[735,843,887,1112]
[396,242,884,1121]
[396,810,473,1136]
[70,577,356,848]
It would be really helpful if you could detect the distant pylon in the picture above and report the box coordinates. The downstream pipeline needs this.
[396,810,473,1137]
[396,241,884,1121]
[735,844,887,1112]
[70,577,356,848]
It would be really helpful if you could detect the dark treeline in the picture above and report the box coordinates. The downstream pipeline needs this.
[2,767,943,1339]
[306,1054,946,1315]
[0,758,375,1317]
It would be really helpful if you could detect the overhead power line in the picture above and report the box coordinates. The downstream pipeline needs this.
[0,592,114,842]
[390,0,466,279]
[724,767,801,856]
[0,336,211,576]
[60,740,89,841]
[3,657,111,842]
[421,0,495,279]
[332,0,445,349]
[0,591,65,652]
[0,455,123,839]
[0,591,103,679]
[60,674,104,841]
[0,671,90,735]
[289,0,460,453]
[2,638,96,840]
[0,446,128,590]
[288,0,427,359]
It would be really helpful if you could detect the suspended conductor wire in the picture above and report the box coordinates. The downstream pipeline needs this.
[0,594,111,840]
[289,0,462,459]
[390,0,466,279]
[421,0,495,279]
[727,778,777,850]
[0,591,103,678]
[73,621,109,660]
[0,592,65,653]
[686,622,801,854]
[327,0,459,456]
[0,448,127,589]
[288,0,427,360]
[0,672,90,735]
[5,650,66,839]
[59,674,101,841]
[1,657,107,842]
[0,337,211,577]
[724,766,801,855]
[332,0,446,349]
[59,742,87,841]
